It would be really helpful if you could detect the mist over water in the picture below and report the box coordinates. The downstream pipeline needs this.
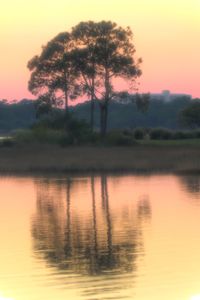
[0,174,200,300]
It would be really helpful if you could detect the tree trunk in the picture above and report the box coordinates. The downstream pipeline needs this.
[100,67,110,137]
[90,76,95,131]
[100,103,108,137]
[64,70,68,112]
[64,88,68,112]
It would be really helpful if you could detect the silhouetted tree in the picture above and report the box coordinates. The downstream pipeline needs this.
[72,21,142,136]
[28,21,141,134]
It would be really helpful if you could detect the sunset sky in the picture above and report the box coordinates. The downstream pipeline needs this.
[0,0,199,101]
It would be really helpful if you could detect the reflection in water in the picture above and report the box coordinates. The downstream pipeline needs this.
[137,196,152,221]
[3,175,200,299]
[179,175,200,196]
[31,175,151,298]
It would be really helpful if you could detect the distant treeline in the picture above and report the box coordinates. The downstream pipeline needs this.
[0,96,198,132]
[72,96,194,130]
[0,99,35,132]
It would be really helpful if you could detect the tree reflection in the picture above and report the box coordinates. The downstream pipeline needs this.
[32,176,151,277]
[137,195,152,221]
[179,175,200,196]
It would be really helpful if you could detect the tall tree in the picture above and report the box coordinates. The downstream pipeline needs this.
[28,21,142,135]
[72,21,142,136]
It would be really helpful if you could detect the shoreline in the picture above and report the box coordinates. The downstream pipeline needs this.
[0,144,200,175]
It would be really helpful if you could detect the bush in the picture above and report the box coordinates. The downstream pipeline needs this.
[150,128,173,140]
[66,117,91,140]
[14,128,66,144]
[32,110,66,130]
[105,131,136,146]
[122,129,133,136]
[14,129,34,143]
[172,131,192,140]
[133,128,146,140]
[172,131,187,139]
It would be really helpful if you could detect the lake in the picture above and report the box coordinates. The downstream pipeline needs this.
[0,174,200,300]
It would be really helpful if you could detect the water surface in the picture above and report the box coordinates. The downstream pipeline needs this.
[0,174,200,300]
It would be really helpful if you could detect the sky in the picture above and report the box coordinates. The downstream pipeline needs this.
[0,0,200,101]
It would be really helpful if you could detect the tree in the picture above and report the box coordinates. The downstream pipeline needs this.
[72,22,99,131]
[135,93,150,113]
[28,21,142,135]
[72,21,142,136]
[179,100,200,129]
[28,32,80,111]
[113,91,150,113]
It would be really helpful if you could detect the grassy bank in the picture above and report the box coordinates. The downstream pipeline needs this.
[0,143,200,174]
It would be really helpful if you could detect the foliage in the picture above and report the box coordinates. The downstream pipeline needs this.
[179,101,200,128]
[149,129,200,141]
[172,130,194,139]
[133,128,147,140]
[104,131,136,146]
[27,32,80,110]
[14,128,66,144]
[0,96,195,134]
[28,110,94,145]
[149,128,173,140]
[135,93,150,113]
[73,97,192,130]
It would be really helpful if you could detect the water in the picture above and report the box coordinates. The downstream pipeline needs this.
[0,174,200,300]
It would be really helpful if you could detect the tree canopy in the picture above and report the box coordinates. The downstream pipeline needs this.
[28,32,80,110]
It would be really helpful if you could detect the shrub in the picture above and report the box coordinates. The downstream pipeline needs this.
[150,128,173,140]
[14,129,34,143]
[105,131,136,146]
[172,131,191,140]
[66,117,91,140]
[32,128,66,143]
[133,128,146,140]
[122,129,133,136]
[14,128,66,144]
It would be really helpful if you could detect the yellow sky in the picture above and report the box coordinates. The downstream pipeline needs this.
[0,0,199,100]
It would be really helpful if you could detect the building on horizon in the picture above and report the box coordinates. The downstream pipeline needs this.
[116,90,192,104]
[150,90,192,102]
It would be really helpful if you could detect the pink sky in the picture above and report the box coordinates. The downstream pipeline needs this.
[0,0,199,101]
